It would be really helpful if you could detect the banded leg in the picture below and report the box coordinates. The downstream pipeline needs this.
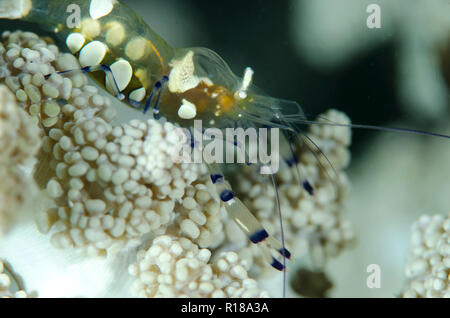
[208,164,291,271]
[282,120,341,196]
[282,127,315,195]
[142,75,169,118]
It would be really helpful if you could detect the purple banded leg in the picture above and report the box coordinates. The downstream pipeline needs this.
[208,170,291,271]
[283,130,315,196]
[142,76,169,119]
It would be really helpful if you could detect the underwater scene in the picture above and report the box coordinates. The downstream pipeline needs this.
[0,0,449,299]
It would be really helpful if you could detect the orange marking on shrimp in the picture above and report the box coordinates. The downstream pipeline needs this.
[178,82,236,116]
[146,39,165,73]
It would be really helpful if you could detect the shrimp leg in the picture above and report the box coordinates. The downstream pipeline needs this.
[45,64,125,100]
[142,75,168,117]
[207,163,290,271]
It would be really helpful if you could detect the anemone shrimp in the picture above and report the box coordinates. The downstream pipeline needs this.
[0,0,449,298]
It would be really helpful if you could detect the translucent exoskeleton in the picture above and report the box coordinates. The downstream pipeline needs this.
[1,0,449,298]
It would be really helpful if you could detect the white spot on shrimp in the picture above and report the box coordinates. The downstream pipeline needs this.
[78,41,107,67]
[66,33,85,54]
[106,59,132,93]
[89,0,115,20]
[125,37,148,61]
[80,18,101,38]
[168,51,201,93]
[178,99,197,119]
[129,87,146,102]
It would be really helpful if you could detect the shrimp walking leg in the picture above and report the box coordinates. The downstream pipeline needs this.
[207,164,291,271]
[142,75,168,117]
[44,64,124,100]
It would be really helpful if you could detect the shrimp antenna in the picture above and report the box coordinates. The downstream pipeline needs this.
[284,115,450,139]
[300,132,341,194]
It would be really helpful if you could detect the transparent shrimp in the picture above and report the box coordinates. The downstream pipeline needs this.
[2,0,449,297]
